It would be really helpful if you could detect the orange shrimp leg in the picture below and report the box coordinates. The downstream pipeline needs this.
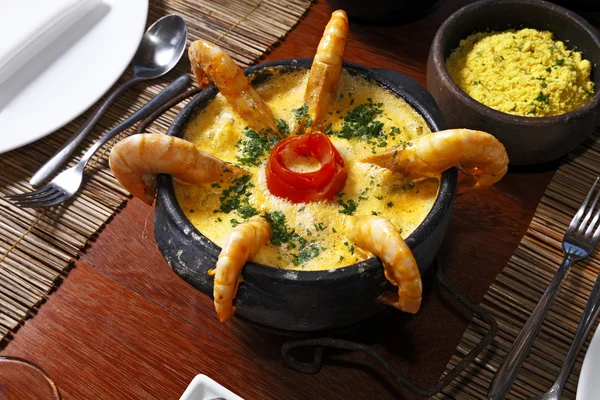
[208,216,272,322]
[303,10,349,132]
[345,216,422,314]
[109,134,245,205]
[189,40,279,134]
[363,129,509,194]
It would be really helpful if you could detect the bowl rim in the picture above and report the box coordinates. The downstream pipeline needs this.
[430,0,600,125]
[156,58,457,283]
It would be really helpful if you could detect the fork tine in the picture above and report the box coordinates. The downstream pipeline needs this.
[579,183,600,235]
[24,193,71,209]
[4,186,56,200]
[13,186,61,203]
[569,177,600,233]
[13,190,63,208]
[589,207,600,240]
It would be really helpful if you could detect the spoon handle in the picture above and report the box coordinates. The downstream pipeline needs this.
[29,75,144,187]
[79,74,191,165]
[552,271,600,395]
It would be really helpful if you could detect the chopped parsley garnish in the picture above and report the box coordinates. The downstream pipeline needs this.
[337,198,358,215]
[293,244,320,266]
[236,128,279,166]
[330,100,385,144]
[314,222,326,231]
[276,119,290,135]
[386,201,394,208]
[556,58,565,66]
[218,175,258,219]
[230,218,240,227]
[534,91,550,104]
[263,211,319,266]
[344,241,355,255]
[292,103,312,127]
[264,211,297,246]
[358,188,369,201]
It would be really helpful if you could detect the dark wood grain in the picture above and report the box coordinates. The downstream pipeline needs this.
[2,263,316,399]
[1,1,560,399]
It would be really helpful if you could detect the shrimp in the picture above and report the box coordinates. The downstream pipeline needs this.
[345,216,422,313]
[303,10,349,132]
[208,215,272,322]
[109,133,245,205]
[363,129,509,194]
[188,40,279,134]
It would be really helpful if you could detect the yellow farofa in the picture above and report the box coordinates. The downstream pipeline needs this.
[446,28,594,117]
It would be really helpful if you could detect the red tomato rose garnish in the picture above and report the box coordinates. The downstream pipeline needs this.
[266,132,347,203]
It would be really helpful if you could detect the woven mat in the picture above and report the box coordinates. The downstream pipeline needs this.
[0,0,310,342]
[436,130,600,399]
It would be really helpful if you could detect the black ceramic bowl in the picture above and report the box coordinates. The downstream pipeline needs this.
[154,59,457,333]
[427,0,600,165]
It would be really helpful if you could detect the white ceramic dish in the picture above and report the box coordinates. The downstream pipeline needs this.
[576,325,600,400]
[0,0,148,154]
[179,374,244,400]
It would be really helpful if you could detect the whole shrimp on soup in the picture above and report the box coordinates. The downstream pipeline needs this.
[176,68,439,271]
[109,10,508,323]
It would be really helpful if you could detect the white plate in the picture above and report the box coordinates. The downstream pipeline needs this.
[0,0,148,154]
[179,374,244,400]
[577,325,600,399]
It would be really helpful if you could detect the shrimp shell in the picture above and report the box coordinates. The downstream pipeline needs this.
[345,216,422,314]
[304,10,349,132]
[188,40,279,134]
[208,216,272,322]
[363,129,509,194]
[109,133,244,205]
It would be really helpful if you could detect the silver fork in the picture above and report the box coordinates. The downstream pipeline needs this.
[4,74,190,209]
[489,177,600,399]
[526,269,600,400]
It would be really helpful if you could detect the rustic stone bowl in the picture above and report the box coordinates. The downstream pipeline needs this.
[154,59,458,334]
[427,0,600,165]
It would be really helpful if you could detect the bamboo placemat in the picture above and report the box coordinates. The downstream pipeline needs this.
[0,0,310,342]
[437,130,600,399]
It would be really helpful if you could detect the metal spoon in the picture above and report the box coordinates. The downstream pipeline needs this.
[30,14,188,187]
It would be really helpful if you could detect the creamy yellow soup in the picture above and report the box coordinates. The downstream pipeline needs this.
[175,68,439,271]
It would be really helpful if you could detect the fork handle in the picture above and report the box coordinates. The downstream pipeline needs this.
[488,255,575,400]
[77,74,191,168]
[551,269,600,394]
[29,76,144,187]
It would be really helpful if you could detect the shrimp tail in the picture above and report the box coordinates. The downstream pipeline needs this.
[109,134,246,205]
[363,129,509,194]
[212,216,272,322]
[345,216,422,314]
[304,10,349,132]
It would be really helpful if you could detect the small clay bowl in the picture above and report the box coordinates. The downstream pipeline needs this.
[427,0,600,165]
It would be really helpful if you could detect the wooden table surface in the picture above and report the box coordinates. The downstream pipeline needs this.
[5,0,590,398]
